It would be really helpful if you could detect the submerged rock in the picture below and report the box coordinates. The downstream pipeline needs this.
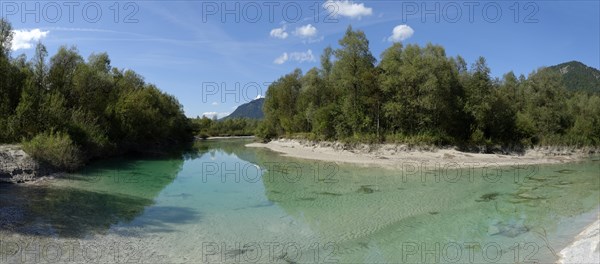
[476,192,500,202]
[551,181,573,188]
[516,192,544,200]
[166,193,193,199]
[487,225,501,236]
[556,169,577,174]
[357,185,377,194]
[527,176,549,182]
[488,220,530,238]
[315,191,342,196]
[225,248,254,257]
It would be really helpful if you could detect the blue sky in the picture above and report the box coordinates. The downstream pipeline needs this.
[3,0,599,118]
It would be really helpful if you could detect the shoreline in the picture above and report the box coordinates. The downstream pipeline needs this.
[196,136,255,140]
[246,139,596,169]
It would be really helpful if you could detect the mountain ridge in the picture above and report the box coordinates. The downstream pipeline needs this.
[222,98,265,120]
[545,61,600,93]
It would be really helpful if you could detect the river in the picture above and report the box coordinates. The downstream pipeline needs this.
[1,139,598,263]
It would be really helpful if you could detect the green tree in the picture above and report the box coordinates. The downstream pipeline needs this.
[263,69,303,134]
[0,18,13,57]
[331,26,376,136]
[379,43,466,142]
[521,68,570,142]
[48,46,84,104]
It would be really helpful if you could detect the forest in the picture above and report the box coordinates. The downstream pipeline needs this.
[191,116,259,139]
[257,26,600,148]
[0,19,193,170]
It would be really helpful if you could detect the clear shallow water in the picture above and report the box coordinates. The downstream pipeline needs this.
[1,139,598,263]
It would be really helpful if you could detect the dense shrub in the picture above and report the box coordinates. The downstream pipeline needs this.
[191,117,260,138]
[23,131,83,171]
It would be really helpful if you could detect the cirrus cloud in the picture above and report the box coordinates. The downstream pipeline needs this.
[388,25,414,42]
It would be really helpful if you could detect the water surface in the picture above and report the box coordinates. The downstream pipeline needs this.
[1,139,598,263]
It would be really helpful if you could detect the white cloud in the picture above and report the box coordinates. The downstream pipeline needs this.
[270,26,288,39]
[202,112,230,119]
[211,102,219,106]
[274,53,289,64]
[323,1,373,19]
[202,112,218,117]
[388,25,414,42]
[294,24,318,38]
[11,29,49,50]
[274,49,316,64]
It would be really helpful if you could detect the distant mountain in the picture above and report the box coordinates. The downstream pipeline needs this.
[545,61,600,93]
[222,98,265,120]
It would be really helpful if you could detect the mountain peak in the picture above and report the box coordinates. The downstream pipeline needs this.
[546,61,600,93]
[221,98,265,120]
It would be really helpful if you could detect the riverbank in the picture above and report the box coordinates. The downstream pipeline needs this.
[559,218,600,263]
[202,136,255,140]
[246,139,596,169]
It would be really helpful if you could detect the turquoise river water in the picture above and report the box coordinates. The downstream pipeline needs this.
[0,139,598,263]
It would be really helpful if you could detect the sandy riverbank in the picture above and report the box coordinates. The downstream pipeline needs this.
[246,139,594,169]
[559,219,600,263]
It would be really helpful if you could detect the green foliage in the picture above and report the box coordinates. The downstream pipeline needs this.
[0,18,14,56]
[515,112,536,145]
[0,19,193,166]
[191,116,259,138]
[385,132,451,146]
[263,69,303,134]
[564,93,600,146]
[331,26,377,135]
[259,26,600,147]
[255,121,276,142]
[379,43,466,140]
[23,131,83,171]
[311,104,338,140]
